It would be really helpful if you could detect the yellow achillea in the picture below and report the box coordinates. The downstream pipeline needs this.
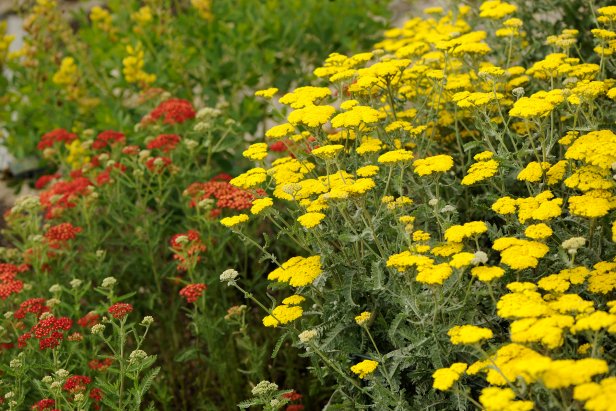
[574,377,616,411]
[262,304,303,327]
[448,325,493,345]
[243,143,268,161]
[230,168,267,190]
[432,363,467,391]
[350,359,378,379]
[517,161,550,182]
[413,155,454,176]
[386,251,434,272]
[444,221,488,243]
[492,196,517,215]
[510,315,574,348]
[220,214,249,228]
[288,105,336,128]
[449,252,475,268]
[255,87,278,98]
[356,165,379,177]
[461,159,499,185]
[331,105,382,128]
[265,123,295,139]
[564,166,614,192]
[470,266,505,282]
[515,191,563,223]
[280,86,332,109]
[356,137,384,155]
[431,243,464,257]
[312,145,344,159]
[509,89,564,118]
[250,198,273,215]
[569,193,612,218]
[416,263,453,285]
[492,237,549,270]
[479,0,517,19]
[65,140,90,170]
[565,130,616,169]
[355,311,372,326]
[479,387,533,411]
[542,359,609,389]
[282,295,305,305]
[452,91,503,108]
[267,256,322,287]
[297,212,326,229]
[377,149,414,164]
[524,223,553,239]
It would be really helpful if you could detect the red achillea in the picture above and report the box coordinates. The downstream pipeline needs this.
[89,358,113,371]
[96,163,127,186]
[32,398,56,411]
[35,173,61,189]
[269,140,289,152]
[17,332,32,348]
[40,177,92,219]
[145,156,172,173]
[31,316,73,350]
[0,263,27,300]
[77,312,100,328]
[63,375,91,393]
[90,387,103,410]
[14,298,49,319]
[122,145,140,155]
[44,222,82,243]
[184,177,265,215]
[282,391,303,401]
[92,130,125,150]
[147,134,181,152]
[108,303,133,319]
[37,128,78,150]
[145,98,196,125]
[179,283,207,303]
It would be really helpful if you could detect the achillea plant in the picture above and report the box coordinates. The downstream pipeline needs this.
[220,2,616,409]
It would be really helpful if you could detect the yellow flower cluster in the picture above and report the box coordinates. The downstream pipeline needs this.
[350,359,378,379]
[267,256,322,287]
[122,44,156,87]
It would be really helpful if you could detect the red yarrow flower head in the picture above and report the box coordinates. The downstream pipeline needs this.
[179,283,207,303]
[92,130,126,151]
[63,375,91,393]
[108,303,133,319]
[147,134,181,152]
[37,129,78,150]
[44,222,82,243]
[14,298,49,319]
[170,229,206,271]
[35,174,61,189]
[78,312,100,328]
[32,398,55,411]
[145,98,196,125]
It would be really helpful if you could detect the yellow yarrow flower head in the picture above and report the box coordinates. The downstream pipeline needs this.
[432,363,467,391]
[413,155,454,176]
[255,87,278,99]
[448,325,494,345]
[350,359,378,379]
[311,144,344,160]
[378,149,414,165]
[243,143,268,161]
[479,387,533,411]
[267,256,322,287]
[250,197,273,215]
[262,304,303,327]
[471,266,505,282]
[354,311,372,326]
[297,212,326,229]
[220,214,249,228]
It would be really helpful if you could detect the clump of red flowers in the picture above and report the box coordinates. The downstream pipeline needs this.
[184,174,265,218]
[14,298,49,319]
[35,173,61,189]
[170,230,206,271]
[89,358,113,371]
[39,177,93,219]
[44,222,82,244]
[108,303,133,319]
[282,390,304,411]
[144,98,196,125]
[31,398,56,411]
[63,375,91,393]
[19,315,73,350]
[0,263,27,300]
[147,134,181,152]
[77,312,100,328]
[179,283,207,303]
[92,130,126,151]
[37,128,78,150]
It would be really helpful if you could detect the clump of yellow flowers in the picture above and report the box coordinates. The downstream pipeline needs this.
[222,1,616,409]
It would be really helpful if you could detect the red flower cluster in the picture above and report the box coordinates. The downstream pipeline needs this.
[282,390,304,411]
[44,222,82,243]
[145,98,196,125]
[40,177,92,219]
[31,398,56,411]
[92,130,126,150]
[63,375,91,393]
[35,173,61,189]
[145,156,172,173]
[147,134,181,152]
[29,315,73,350]
[90,387,103,405]
[179,283,207,303]
[14,298,49,319]
[0,263,27,300]
[108,303,133,319]
[170,229,206,270]
[269,140,289,152]
[88,358,113,371]
[184,174,265,217]
[95,163,127,186]
[77,312,100,328]
[37,128,78,150]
